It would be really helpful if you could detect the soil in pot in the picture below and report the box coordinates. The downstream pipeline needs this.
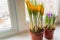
[45,28,55,39]
[30,28,44,40]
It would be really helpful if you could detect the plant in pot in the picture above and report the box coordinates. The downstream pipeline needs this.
[25,0,44,40]
[45,13,56,39]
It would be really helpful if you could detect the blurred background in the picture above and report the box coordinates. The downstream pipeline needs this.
[0,0,60,40]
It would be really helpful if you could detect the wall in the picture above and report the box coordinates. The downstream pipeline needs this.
[57,0,60,23]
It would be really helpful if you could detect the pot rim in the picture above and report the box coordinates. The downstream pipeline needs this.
[46,28,55,31]
[30,30,44,35]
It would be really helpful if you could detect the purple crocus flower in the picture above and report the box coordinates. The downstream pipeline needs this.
[47,12,52,18]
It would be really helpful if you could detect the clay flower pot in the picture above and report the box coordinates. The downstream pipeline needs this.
[45,29,55,39]
[30,31,44,40]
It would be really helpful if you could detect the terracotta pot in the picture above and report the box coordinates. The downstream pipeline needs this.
[30,31,44,40]
[45,29,55,39]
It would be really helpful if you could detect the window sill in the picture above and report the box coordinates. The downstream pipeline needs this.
[4,25,60,40]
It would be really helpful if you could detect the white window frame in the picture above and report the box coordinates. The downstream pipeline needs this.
[0,0,19,39]
[15,0,29,32]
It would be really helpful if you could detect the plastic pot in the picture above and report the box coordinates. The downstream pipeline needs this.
[45,29,55,39]
[30,31,44,40]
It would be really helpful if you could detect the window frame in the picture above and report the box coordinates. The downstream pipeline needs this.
[0,0,19,39]
[15,0,29,32]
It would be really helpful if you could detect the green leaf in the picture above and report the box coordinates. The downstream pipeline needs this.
[53,15,56,24]
[45,15,49,25]
[27,6,32,22]
[33,11,37,26]
[33,11,37,16]
[50,14,56,24]
[28,7,32,16]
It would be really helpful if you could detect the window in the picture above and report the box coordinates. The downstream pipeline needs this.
[0,0,11,31]
[0,0,18,38]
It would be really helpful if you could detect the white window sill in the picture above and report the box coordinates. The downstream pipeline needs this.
[3,25,60,40]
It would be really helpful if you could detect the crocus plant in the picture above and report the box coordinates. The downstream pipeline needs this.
[45,13,56,29]
[25,0,44,33]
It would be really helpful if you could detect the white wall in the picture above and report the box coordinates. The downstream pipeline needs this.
[57,0,60,23]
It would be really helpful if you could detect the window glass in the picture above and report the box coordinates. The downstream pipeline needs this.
[0,0,11,31]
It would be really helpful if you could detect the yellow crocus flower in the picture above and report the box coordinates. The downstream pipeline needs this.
[25,0,29,5]
[29,3,35,11]
[40,4,44,15]
[25,0,29,3]
[25,0,44,15]
[37,5,41,12]
[25,0,35,11]
[34,6,37,11]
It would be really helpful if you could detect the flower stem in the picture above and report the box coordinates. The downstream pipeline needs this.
[40,15,42,29]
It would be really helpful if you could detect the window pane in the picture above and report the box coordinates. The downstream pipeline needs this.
[0,0,11,31]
